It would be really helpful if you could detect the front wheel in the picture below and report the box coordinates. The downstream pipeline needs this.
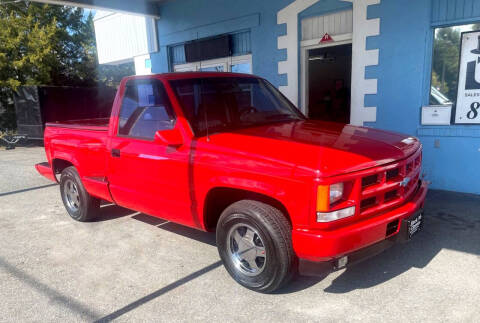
[60,166,99,222]
[216,200,297,293]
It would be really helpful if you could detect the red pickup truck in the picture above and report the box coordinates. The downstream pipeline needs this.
[36,72,427,292]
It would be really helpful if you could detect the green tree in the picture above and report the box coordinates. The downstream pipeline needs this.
[0,2,134,130]
[98,63,135,87]
[431,27,460,102]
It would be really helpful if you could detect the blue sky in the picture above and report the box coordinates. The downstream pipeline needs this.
[82,8,96,19]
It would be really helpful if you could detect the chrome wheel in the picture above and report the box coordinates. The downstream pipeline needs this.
[227,223,266,276]
[64,179,80,212]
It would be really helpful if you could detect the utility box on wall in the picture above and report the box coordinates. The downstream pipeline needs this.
[421,105,452,125]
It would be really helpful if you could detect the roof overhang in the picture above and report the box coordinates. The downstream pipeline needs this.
[31,0,162,18]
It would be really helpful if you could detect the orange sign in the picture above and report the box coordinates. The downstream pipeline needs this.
[320,33,333,43]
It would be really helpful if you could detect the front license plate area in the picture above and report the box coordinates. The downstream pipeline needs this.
[405,210,424,239]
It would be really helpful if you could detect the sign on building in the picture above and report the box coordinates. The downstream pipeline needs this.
[455,31,480,124]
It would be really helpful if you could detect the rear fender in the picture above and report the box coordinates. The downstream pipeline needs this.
[50,154,112,201]
[52,152,80,174]
[35,162,57,182]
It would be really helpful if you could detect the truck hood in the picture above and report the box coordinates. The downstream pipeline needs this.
[208,120,421,178]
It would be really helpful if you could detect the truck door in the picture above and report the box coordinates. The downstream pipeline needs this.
[107,78,191,225]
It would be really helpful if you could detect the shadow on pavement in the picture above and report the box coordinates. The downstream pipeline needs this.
[0,257,100,320]
[86,189,480,295]
[131,212,168,226]
[158,222,216,246]
[131,213,216,246]
[281,189,480,294]
[1,254,222,322]
[0,183,57,197]
[275,269,330,294]
[93,204,139,222]
[94,261,223,323]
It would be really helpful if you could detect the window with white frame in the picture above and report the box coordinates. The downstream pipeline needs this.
[173,54,252,74]
[169,31,252,74]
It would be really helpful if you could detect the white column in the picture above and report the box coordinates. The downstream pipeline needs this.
[277,0,320,106]
[345,0,380,125]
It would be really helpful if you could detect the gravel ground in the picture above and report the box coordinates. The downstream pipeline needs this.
[0,147,479,322]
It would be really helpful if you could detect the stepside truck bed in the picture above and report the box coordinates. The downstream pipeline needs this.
[41,117,111,201]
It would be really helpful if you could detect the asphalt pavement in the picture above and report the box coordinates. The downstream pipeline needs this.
[0,147,479,322]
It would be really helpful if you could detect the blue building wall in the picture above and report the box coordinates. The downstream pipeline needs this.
[369,0,480,194]
[299,0,352,19]
[366,0,430,133]
[151,0,293,87]
[431,0,480,26]
[152,0,480,195]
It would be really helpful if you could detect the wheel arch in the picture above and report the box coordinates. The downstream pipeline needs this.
[203,186,291,232]
[52,158,75,178]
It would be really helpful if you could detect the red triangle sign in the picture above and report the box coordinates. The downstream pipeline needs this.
[320,33,333,43]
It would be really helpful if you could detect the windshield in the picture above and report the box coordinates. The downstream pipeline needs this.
[169,77,305,136]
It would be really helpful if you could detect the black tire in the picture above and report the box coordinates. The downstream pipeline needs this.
[216,200,297,293]
[59,166,100,222]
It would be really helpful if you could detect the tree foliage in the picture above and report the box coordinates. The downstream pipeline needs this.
[431,27,461,102]
[0,1,134,130]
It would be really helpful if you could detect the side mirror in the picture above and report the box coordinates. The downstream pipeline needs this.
[154,128,183,147]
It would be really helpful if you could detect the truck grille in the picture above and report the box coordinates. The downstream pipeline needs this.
[358,149,422,217]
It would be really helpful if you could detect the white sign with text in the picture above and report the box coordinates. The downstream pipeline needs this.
[455,31,480,124]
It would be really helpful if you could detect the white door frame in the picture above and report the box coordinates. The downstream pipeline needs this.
[300,32,352,116]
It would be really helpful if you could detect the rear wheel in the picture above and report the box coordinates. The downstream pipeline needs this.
[216,200,297,293]
[60,166,99,222]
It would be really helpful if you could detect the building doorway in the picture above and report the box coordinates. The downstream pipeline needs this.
[298,9,353,123]
[305,43,352,123]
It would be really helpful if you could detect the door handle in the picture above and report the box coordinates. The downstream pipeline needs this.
[111,149,121,158]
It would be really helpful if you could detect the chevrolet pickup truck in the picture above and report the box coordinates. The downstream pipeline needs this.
[36,72,427,293]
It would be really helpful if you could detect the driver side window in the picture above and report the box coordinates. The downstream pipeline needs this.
[118,79,176,139]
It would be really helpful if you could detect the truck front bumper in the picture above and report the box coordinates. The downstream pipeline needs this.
[292,180,428,263]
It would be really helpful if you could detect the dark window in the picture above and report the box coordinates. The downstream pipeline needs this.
[169,77,304,137]
[118,79,175,139]
[185,35,230,63]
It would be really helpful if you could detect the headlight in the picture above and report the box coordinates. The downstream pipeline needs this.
[317,206,355,222]
[316,183,344,211]
[329,182,344,205]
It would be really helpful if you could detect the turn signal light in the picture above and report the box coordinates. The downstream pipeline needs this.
[316,185,330,211]
[316,183,345,212]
